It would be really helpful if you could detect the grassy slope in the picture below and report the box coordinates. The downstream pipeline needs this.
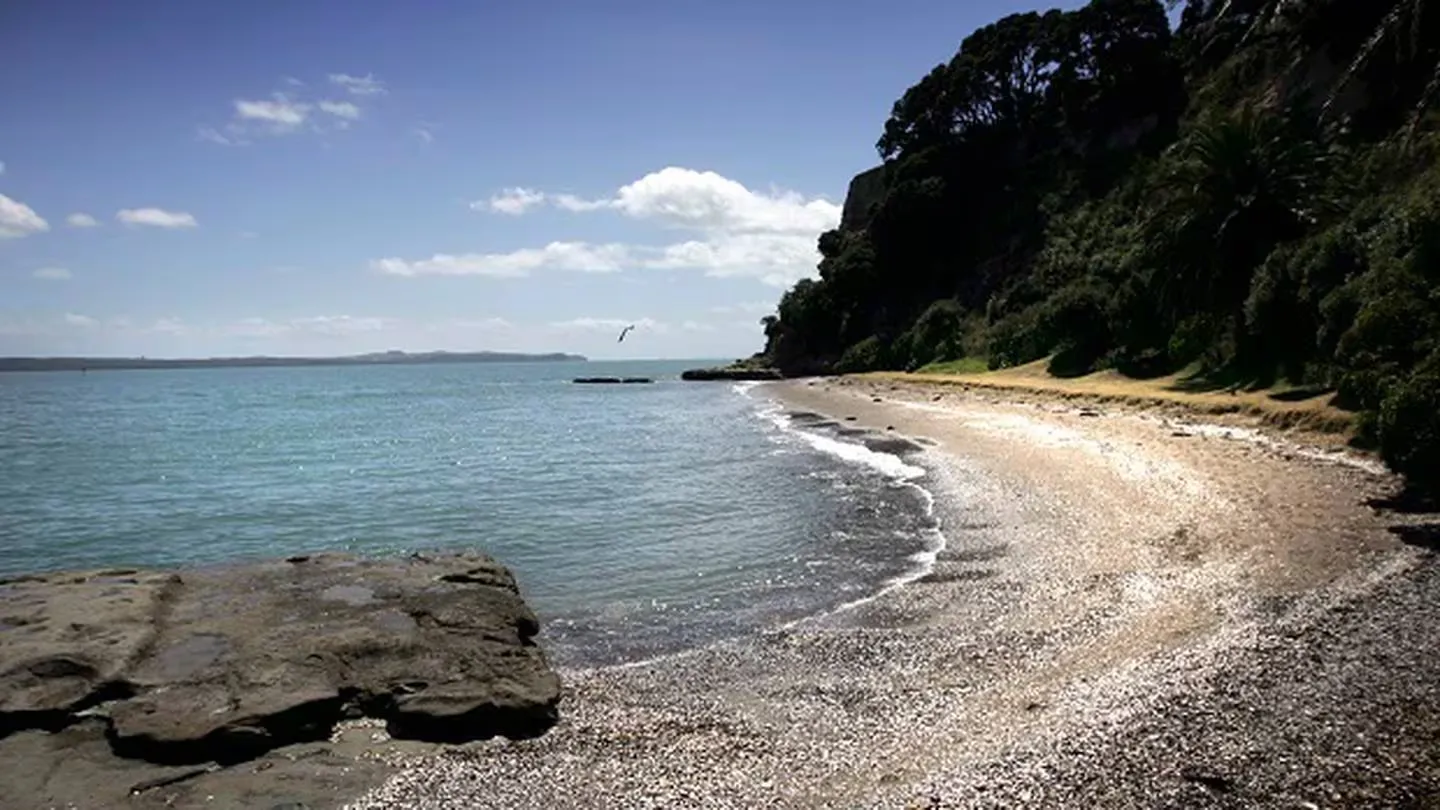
[870,359,1357,440]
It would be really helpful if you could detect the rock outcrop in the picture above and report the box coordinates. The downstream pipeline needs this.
[681,367,784,381]
[0,552,561,768]
[839,164,889,233]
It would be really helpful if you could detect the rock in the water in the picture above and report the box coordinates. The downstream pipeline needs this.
[0,552,561,767]
[680,367,783,381]
[863,435,926,455]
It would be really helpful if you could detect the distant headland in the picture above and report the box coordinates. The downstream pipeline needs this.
[0,350,587,373]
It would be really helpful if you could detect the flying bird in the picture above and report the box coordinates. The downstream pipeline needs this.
[617,324,636,343]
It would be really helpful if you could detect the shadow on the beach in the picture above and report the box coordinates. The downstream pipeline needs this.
[1389,524,1440,553]
[1367,489,1439,515]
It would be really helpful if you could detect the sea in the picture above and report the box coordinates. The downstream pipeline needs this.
[0,360,941,667]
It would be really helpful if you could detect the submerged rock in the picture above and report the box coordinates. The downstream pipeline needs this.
[0,552,561,767]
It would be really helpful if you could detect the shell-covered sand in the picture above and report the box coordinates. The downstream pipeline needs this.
[347,378,1440,809]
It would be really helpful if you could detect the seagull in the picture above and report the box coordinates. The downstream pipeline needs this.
[617,324,636,343]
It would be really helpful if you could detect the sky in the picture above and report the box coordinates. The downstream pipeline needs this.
[0,0,1087,360]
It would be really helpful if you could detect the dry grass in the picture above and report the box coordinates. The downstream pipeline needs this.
[863,359,1358,441]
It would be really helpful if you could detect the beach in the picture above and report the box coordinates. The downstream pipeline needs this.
[347,377,1440,809]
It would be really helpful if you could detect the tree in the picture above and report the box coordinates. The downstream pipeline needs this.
[1144,107,1327,369]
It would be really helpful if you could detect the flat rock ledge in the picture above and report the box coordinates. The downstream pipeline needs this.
[0,552,561,768]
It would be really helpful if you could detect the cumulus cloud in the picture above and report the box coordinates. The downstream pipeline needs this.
[412,124,435,144]
[0,160,5,175]
[329,73,387,96]
[608,167,840,234]
[481,168,838,232]
[117,208,198,228]
[459,168,840,286]
[64,313,97,328]
[654,231,834,287]
[478,188,546,215]
[373,242,630,277]
[0,193,49,239]
[33,267,72,281]
[66,212,99,228]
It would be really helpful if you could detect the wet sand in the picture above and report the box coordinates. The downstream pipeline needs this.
[347,377,1440,809]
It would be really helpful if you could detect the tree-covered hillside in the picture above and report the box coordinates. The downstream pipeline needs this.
[760,0,1440,491]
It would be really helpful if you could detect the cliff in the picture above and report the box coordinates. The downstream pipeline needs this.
[838,164,889,233]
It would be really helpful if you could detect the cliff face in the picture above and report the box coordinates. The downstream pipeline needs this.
[839,164,889,232]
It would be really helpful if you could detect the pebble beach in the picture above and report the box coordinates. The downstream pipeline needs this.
[346,378,1440,809]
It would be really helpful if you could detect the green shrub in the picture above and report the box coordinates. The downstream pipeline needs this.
[898,299,968,368]
[1377,360,1440,491]
[836,336,888,373]
[986,308,1050,369]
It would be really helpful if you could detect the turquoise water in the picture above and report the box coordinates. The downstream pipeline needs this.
[0,360,938,665]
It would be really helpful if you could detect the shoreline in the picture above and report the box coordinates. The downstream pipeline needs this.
[347,377,1440,809]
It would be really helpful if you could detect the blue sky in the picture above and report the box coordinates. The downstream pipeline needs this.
[1,0,1086,360]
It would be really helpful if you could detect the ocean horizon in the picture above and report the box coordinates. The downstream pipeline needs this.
[0,359,940,667]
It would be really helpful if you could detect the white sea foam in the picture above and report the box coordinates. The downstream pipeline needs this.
[730,380,763,396]
[735,386,950,626]
[750,396,927,481]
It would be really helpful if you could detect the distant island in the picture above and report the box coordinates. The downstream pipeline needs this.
[0,350,587,373]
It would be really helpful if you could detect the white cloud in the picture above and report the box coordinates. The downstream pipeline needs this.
[234,97,311,131]
[198,126,246,146]
[459,168,840,287]
[373,242,630,277]
[329,73,387,96]
[428,317,511,332]
[0,193,49,239]
[117,208,198,229]
[318,100,360,120]
[33,267,72,281]
[549,317,662,332]
[648,232,825,287]
[147,317,189,335]
[608,167,840,234]
[551,193,610,212]
[412,124,435,144]
[479,187,546,215]
[710,301,775,316]
[205,78,381,144]
[66,212,99,228]
[291,315,392,335]
[64,313,97,328]
[0,161,5,175]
